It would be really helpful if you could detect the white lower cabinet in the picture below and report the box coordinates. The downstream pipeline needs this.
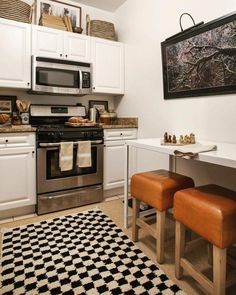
[0,133,36,211]
[103,129,137,190]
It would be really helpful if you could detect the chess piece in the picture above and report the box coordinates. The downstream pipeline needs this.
[190,133,196,144]
[173,135,177,144]
[168,135,172,143]
[164,132,168,143]
[179,135,184,144]
[184,135,190,144]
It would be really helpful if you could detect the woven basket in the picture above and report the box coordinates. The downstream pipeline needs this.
[0,0,31,23]
[87,15,116,41]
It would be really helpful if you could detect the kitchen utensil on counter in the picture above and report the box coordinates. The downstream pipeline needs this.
[16,99,31,112]
[108,110,117,124]
[89,108,99,122]
[12,112,22,125]
[20,112,29,125]
[99,110,111,124]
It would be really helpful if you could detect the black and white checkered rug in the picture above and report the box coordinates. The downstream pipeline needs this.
[0,209,186,295]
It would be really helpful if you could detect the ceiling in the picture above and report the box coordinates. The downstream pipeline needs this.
[73,0,127,12]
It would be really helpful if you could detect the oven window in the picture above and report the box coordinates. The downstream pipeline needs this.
[46,147,97,179]
[36,67,79,88]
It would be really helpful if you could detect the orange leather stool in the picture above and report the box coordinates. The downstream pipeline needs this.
[131,169,194,264]
[174,184,236,295]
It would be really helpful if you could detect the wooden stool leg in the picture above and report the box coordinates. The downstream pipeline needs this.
[207,243,213,266]
[175,221,185,279]
[132,198,140,242]
[213,246,226,295]
[156,210,166,264]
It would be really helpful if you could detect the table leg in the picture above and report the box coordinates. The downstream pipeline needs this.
[169,154,176,172]
[124,143,129,229]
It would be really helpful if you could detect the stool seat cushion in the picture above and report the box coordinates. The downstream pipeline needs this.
[131,169,194,211]
[174,184,236,249]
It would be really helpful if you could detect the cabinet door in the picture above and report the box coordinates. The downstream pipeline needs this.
[0,147,36,211]
[92,38,124,94]
[0,18,31,89]
[64,33,91,62]
[32,25,63,58]
[104,142,126,190]
[104,141,136,190]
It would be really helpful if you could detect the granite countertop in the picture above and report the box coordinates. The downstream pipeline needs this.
[0,125,36,133]
[102,117,138,129]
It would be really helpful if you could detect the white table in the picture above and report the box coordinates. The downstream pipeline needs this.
[124,138,236,228]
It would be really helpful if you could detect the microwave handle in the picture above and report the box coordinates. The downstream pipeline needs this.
[79,70,83,90]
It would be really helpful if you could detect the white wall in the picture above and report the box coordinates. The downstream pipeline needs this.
[114,0,236,188]
[115,0,236,142]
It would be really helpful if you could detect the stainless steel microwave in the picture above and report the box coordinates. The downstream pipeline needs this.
[31,56,92,95]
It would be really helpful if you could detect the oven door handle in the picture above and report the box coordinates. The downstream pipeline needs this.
[39,140,103,148]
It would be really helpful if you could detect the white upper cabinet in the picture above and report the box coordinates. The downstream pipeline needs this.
[0,18,31,89]
[32,25,91,62]
[92,37,124,95]
[64,32,91,62]
[32,25,63,59]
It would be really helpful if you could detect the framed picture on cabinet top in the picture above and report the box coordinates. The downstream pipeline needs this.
[35,0,82,29]
[89,100,109,113]
[0,96,16,114]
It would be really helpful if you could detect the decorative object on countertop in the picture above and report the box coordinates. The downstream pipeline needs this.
[0,0,32,24]
[35,0,82,32]
[12,112,22,125]
[162,132,196,145]
[161,11,236,99]
[0,96,17,114]
[88,100,109,113]
[16,100,31,125]
[108,109,117,124]
[99,110,111,124]
[86,14,116,41]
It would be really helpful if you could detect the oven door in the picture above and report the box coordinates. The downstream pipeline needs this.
[37,140,103,194]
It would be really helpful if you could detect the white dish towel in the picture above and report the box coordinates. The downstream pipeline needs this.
[174,143,217,159]
[77,141,92,168]
[59,142,74,171]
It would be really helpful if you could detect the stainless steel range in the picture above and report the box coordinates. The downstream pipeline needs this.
[30,104,104,215]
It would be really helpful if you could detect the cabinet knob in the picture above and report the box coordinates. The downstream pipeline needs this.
[60,54,63,57]
[65,54,68,58]
[93,87,95,90]
[32,151,35,154]
[27,82,30,86]
[5,139,8,143]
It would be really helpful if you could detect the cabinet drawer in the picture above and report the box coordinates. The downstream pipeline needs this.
[0,133,35,147]
[104,129,137,141]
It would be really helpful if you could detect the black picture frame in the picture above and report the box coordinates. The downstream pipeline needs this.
[0,96,17,114]
[89,100,109,113]
[161,11,236,99]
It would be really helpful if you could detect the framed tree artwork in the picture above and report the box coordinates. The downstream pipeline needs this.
[161,12,236,99]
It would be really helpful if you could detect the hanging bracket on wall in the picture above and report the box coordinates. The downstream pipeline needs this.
[165,12,204,41]
[179,13,196,31]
